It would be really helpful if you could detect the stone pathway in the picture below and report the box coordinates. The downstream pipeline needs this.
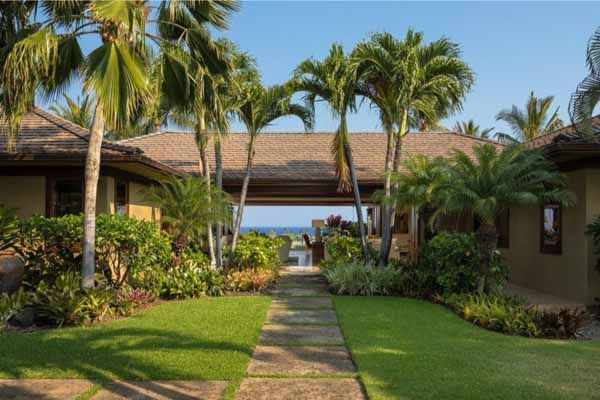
[236,267,366,400]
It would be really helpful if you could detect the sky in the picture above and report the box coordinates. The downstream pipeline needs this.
[44,1,600,227]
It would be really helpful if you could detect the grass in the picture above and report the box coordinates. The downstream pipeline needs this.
[335,296,600,400]
[0,296,271,382]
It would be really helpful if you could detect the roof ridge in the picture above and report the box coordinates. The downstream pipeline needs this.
[119,129,171,143]
[524,113,600,145]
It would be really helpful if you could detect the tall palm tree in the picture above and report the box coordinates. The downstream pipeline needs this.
[570,27,600,139]
[434,144,574,293]
[0,0,237,288]
[495,91,563,143]
[229,83,314,255]
[353,30,474,265]
[293,44,369,260]
[50,93,94,129]
[454,119,494,138]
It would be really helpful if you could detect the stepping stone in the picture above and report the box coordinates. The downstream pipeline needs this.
[278,274,327,285]
[277,281,329,290]
[281,266,320,273]
[271,287,330,297]
[270,297,333,310]
[259,325,344,345]
[267,309,337,324]
[0,379,93,400]
[236,378,365,400]
[247,346,356,375]
[92,380,227,400]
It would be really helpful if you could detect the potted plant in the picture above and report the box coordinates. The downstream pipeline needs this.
[0,206,24,294]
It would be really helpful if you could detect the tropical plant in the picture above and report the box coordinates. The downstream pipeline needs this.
[434,144,574,293]
[49,93,94,128]
[353,29,474,265]
[145,176,231,259]
[570,27,600,139]
[495,91,563,143]
[0,0,238,288]
[454,119,494,138]
[293,44,368,259]
[229,83,314,255]
[228,232,283,271]
[0,205,19,253]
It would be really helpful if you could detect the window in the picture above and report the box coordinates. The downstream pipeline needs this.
[541,205,562,254]
[49,178,83,217]
[115,179,128,216]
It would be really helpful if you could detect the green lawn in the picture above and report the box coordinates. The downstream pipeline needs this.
[0,296,271,381]
[335,296,600,400]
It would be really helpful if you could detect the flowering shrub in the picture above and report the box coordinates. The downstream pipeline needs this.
[325,235,361,263]
[226,267,278,292]
[325,214,352,231]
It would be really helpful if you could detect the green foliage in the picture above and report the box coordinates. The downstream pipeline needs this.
[586,215,600,273]
[228,233,283,270]
[225,267,278,293]
[325,235,362,263]
[49,93,93,128]
[160,263,224,299]
[570,27,600,137]
[0,205,20,253]
[420,232,509,295]
[0,288,30,330]
[445,293,542,337]
[454,119,494,138]
[322,260,402,296]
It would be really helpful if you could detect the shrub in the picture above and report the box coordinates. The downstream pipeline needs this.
[160,263,224,299]
[537,308,586,339]
[226,267,278,293]
[0,205,20,253]
[322,259,403,296]
[445,293,542,337]
[586,215,600,273]
[419,232,509,295]
[325,235,361,263]
[228,233,283,270]
[0,288,30,330]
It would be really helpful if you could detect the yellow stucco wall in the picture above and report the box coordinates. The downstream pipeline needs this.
[0,176,46,218]
[128,181,161,222]
[502,169,596,303]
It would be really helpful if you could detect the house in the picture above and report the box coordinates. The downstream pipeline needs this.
[2,108,599,304]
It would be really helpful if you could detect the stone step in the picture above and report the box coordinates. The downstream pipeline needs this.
[259,325,344,345]
[247,346,356,376]
[92,380,228,400]
[278,274,328,284]
[270,297,334,310]
[270,287,330,297]
[266,309,338,324]
[0,379,94,400]
[236,378,365,400]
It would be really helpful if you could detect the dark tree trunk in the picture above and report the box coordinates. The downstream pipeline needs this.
[214,139,224,269]
[476,223,498,294]
[378,129,396,266]
[344,142,369,261]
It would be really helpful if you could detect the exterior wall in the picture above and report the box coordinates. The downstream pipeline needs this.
[128,181,161,222]
[96,176,114,214]
[502,169,594,303]
[0,176,46,218]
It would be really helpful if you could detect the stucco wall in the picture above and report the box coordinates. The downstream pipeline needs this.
[128,181,160,222]
[0,176,46,218]
[502,169,594,303]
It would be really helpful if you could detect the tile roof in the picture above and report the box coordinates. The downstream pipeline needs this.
[121,130,503,183]
[525,114,600,148]
[0,107,140,158]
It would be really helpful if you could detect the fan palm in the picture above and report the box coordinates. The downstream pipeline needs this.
[293,44,369,260]
[0,0,238,288]
[50,93,94,129]
[435,144,574,293]
[352,29,474,265]
[495,91,563,143]
[145,176,231,260]
[454,119,494,138]
[570,27,600,139]
[229,83,314,255]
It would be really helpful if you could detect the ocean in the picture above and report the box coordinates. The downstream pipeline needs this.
[240,226,315,235]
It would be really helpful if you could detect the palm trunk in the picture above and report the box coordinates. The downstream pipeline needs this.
[214,137,224,269]
[476,223,497,294]
[196,118,216,267]
[378,128,396,266]
[230,132,257,256]
[81,104,105,289]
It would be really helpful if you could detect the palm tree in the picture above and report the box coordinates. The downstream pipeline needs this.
[293,44,369,260]
[145,176,231,261]
[495,91,563,143]
[50,94,94,129]
[0,0,237,288]
[570,27,600,139]
[434,144,574,293]
[229,83,314,255]
[353,30,474,265]
[454,119,494,138]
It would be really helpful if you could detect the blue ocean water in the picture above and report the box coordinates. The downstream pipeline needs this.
[240,226,315,235]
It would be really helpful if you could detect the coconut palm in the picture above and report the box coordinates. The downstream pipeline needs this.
[434,144,574,293]
[570,27,600,139]
[50,94,94,129]
[293,44,369,260]
[145,176,231,261]
[495,92,563,143]
[454,119,494,138]
[229,83,314,255]
[353,30,474,265]
[0,0,238,288]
